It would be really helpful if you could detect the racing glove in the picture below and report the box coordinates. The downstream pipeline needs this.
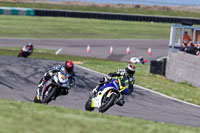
[48,70,54,76]
[104,76,112,82]
[117,69,126,76]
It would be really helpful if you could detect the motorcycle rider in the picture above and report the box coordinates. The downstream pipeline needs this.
[91,64,136,106]
[27,42,34,50]
[18,42,34,57]
[37,60,75,98]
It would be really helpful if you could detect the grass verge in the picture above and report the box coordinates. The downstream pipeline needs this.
[0,99,200,133]
[0,15,170,39]
[1,47,200,106]
[1,1,200,18]
[0,46,55,54]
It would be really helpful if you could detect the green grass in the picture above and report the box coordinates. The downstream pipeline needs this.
[0,15,171,39]
[0,46,55,54]
[1,99,200,133]
[1,47,200,106]
[1,1,200,18]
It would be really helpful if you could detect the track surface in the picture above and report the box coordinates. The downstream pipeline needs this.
[1,56,200,127]
[0,38,169,62]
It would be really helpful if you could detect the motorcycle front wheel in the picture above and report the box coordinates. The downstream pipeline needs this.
[41,86,57,104]
[99,93,117,113]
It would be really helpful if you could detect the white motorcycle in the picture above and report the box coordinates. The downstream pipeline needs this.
[34,71,74,104]
[18,46,33,58]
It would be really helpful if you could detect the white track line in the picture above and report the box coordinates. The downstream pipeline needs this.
[77,65,200,108]
[55,48,62,55]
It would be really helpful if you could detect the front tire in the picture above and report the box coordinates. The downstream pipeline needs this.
[99,93,117,113]
[41,86,57,104]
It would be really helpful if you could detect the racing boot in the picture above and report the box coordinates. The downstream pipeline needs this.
[61,89,69,95]
[116,95,125,106]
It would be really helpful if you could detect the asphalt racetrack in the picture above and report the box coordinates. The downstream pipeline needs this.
[1,56,200,127]
[0,38,169,62]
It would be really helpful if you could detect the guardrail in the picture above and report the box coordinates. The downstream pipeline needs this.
[34,9,200,24]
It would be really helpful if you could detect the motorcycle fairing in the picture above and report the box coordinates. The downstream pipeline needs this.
[22,46,28,52]
[42,79,53,97]
[99,78,129,95]
[57,72,69,84]
[91,78,123,108]
[98,78,120,92]
[41,72,70,97]
[91,87,116,108]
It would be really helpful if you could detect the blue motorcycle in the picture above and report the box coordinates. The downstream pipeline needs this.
[85,77,130,113]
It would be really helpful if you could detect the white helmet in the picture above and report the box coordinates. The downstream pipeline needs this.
[125,64,136,76]
[28,42,32,47]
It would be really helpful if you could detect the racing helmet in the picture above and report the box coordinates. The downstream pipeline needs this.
[65,60,74,73]
[28,42,33,47]
[125,64,135,77]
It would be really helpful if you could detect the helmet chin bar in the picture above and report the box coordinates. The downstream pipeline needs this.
[125,72,132,78]
[125,71,131,77]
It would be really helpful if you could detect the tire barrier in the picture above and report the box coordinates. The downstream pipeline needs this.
[0,7,199,24]
[150,59,166,76]
[0,7,35,16]
[35,9,200,24]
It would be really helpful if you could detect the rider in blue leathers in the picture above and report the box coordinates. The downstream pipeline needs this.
[91,64,136,106]
[37,60,75,97]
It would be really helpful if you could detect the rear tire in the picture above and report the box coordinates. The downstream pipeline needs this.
[41,86,57,104]
[85,99,95,111]
[99,93,117,113]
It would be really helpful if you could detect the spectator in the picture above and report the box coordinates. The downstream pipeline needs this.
[180,41,197,55]
[187,41,196,55]
[194,41,200,56]
[183,31,192,43]
[180,41,187,52]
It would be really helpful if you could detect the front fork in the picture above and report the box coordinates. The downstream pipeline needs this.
[91,90,119,108]
[36,88,41,100]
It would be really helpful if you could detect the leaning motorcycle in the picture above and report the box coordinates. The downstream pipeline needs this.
[18,46,33,58]
[33,71,73,104]
[85,77,127,113]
